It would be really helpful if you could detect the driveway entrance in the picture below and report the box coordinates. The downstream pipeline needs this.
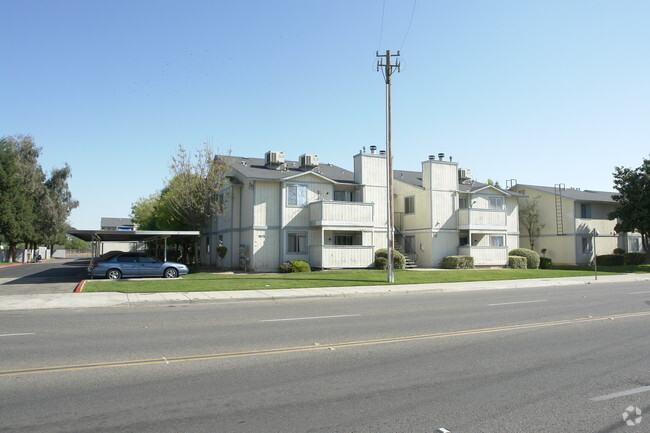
[0,258,88,295]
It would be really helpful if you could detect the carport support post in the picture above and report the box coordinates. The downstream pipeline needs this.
[164,238,167,262]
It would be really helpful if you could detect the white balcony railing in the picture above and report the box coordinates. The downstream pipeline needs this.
[458,209,506,228]
[309,245,374,268]
[458,246,508,266]
[309,201,374,227]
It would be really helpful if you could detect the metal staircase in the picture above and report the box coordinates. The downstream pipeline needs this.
[554,183,565,235]
[394,227,418,268]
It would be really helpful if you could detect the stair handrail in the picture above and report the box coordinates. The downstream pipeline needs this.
[394,227,418,263]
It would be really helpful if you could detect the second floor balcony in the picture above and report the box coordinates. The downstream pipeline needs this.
[458,208,507,230]
[309,200,374,228]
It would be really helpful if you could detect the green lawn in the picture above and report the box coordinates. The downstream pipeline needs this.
[81,266,648,293]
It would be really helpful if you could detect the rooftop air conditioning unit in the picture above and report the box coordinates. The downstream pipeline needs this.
[299,153,319,168]
[458,168,472,181]
[265,150,285,166]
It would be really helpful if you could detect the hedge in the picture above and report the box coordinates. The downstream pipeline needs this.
[508,248,540,269]
[279,260,311,273]
[374,256,388,270]
[595,254,624,266]
[442,256,474,269]
[539,257,553,269]
[624,252,646,265]
[613,248,625,255]
[375,249,406,270]
[508,256,527,269]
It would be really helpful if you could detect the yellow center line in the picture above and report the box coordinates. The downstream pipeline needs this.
[2,310,649,377]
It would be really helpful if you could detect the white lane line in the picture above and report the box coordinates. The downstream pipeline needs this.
[261,314,361,322]
[488,300,548,307]
[0,333,35,338]
[590,386,650,401]
[626,290,650,295]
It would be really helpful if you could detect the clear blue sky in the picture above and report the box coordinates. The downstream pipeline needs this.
[2,0,648,229]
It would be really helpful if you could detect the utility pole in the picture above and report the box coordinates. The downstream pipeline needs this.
[377,50,400,283]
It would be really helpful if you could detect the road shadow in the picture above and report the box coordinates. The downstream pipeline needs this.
[0,259,89,285]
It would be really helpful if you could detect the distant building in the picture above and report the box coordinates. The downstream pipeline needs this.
[101,217,135,231]
[99,217,137,254]
[508,184,644,265]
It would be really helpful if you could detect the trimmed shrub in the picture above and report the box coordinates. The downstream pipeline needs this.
[289,260,311,273]
[375,256,388,270]
[279,260,311,273]
[374,248,406,270]
[539,257,553,269]
[624,252,646,265]
[508,256,527,269]
[508,248,540,269]
[595,254,625,266]
[613,248,626,255]
[442,256,474,269]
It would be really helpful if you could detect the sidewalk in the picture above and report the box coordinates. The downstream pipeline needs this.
[1,274,649,312]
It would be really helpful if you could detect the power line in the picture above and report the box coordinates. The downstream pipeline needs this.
[377,0,386,51]
[400,0,417,51]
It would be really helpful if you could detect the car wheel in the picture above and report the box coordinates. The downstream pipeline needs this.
[164,268,179,279]
[107,269,122,280]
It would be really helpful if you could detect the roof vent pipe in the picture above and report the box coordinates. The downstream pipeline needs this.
[438,153,445,161]
[370,145,377,154]
[449,156,453,162]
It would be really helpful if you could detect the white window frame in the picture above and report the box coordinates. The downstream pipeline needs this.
[333,190,354,202]
[405,196,415,214]
[287,232,307,253]
[287,184,308,207]
[489,235,504,247]
[489,196,504,210]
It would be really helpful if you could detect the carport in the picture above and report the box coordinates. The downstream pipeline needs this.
[67,230,200,262]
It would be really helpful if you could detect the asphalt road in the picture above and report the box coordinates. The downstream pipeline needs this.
[0,258,88,295]
[1,280,649,432]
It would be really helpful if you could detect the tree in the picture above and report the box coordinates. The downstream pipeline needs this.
[162,143,230,267]
[0,135,41,261]
[0,135,78,261]
[609,156,650,262]
[37,164,79,253]
[519,195,545,251]
[486,178,501,188]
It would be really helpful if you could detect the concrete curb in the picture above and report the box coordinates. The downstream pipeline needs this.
[1,273,648,312]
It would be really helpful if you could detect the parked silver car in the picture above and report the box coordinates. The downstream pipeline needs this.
[88,252,189,280]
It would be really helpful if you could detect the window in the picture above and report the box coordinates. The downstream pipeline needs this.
[405,196,415,214]
[334,190,354,202]
[630,238,640,252]
[287,184,308,207]
[581,236,592,254]
[459,197,468,209]
[459,237,469,246]
[489,196,504,210]
[489,236,504,247]
[117,254,138,263]
[138,255,157,263]
[580,204,592,218]
[334,234,354,245]
[287,233,306,253]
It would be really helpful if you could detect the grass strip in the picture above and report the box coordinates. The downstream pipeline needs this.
[80,267,647,294]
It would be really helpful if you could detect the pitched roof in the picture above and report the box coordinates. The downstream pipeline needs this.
[394,170,524,196]
[394,170,423,188]
[220,156,355,184]
[513,184,615,203]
